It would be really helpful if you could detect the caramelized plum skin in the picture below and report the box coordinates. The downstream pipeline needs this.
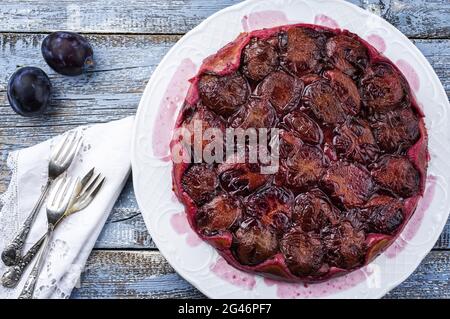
[174,24,428,282]
[218,161,269,195]
[363,195,404,234]
[292,190,339,232]
[326,34,369,76]
[245,186,294,233]
[229,98,276,129]
[233,219,278,265]
[242,37,279,81]
[370,107,420,153]
[281,229,324,276]
[325,221,366,269]
[303,70,360,125]
[196,193,243,235]
[280,142,327,189]
[360,63,406,112]
[280,27,325,76]
[198,72,249,117]
[333,118,379,164]
[256,71,303,114]
[283,111,323,144]
[181,164,218,205]
[323,162,375,208]
[371,155,420,198]
[303,79,346,124]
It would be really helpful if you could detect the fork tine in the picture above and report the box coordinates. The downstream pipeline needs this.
[71,175,105,213]
[58,133,82,167]
[51,132,74,161]
[48,175,66,208]
[90,176,105,199]
[80,168,95,189]
[82,175,104,200]
[53,177,71,208]
[55,131,77,161]
[81,173,100,195]
[68,177,81,206]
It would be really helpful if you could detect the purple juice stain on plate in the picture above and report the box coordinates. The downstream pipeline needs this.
[396,59,420,92]
[264,267,369,298]
[241,11,289,32]
[366,34,386,53]
[210,257,257,290]
[152,58,197,161]
[314,14,339,29]
[170,211,202,247]
[385,175,437,258]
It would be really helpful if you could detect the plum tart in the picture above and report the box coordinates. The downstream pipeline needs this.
[172,24,428,282]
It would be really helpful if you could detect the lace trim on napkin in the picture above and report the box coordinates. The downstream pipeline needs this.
[0,152,20,248]
[0,151,21,299]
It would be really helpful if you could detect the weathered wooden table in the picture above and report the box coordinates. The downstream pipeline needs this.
[0,0,448,298]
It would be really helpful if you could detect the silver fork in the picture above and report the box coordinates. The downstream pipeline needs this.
[18,174,79,299]
[1,169,105,289]
[1,131,83,267]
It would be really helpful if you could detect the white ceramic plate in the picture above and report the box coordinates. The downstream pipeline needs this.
[131,0,450,298]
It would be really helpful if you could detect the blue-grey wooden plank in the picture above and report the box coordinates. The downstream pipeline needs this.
[0,0,448,38]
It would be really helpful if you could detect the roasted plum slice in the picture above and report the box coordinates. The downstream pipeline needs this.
[281,228,325,276]
[325,69,361,114]
[195,193,243,235]
[281,144,327,189]
[241,37,279,81]
[276,131,327,189]
[282,111,323,144]
[218,161,270,195]
[198,72,249,117]
[277,129,303,159]
[333,118,379,164]
[233,219,278,265]
[303,79,345,124]
[325,34,368,77]
[292,189,340,232]
[229,97,276,129]
[245,186,294,233]
[370,107,420,153]
[323,162,375,208]
[256,70,303,114]
[371,155,420,198]
[325,221,366,269]
[303,71,360,125]
[179,105,225,150]
[363,195,404,234]
[181,164,218,205]
[279,27,325,76]
[360,63,406,112]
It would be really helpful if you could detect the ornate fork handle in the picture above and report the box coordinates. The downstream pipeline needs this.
[18,226,54,299]
[1,235,45,288]
[1,180,51,266]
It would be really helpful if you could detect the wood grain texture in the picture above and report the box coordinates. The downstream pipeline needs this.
[0,0,448,38]
[71,250,204,299]
[70,250,450,299]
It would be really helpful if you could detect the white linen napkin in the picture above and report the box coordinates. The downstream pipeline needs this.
[0,116,134,299]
